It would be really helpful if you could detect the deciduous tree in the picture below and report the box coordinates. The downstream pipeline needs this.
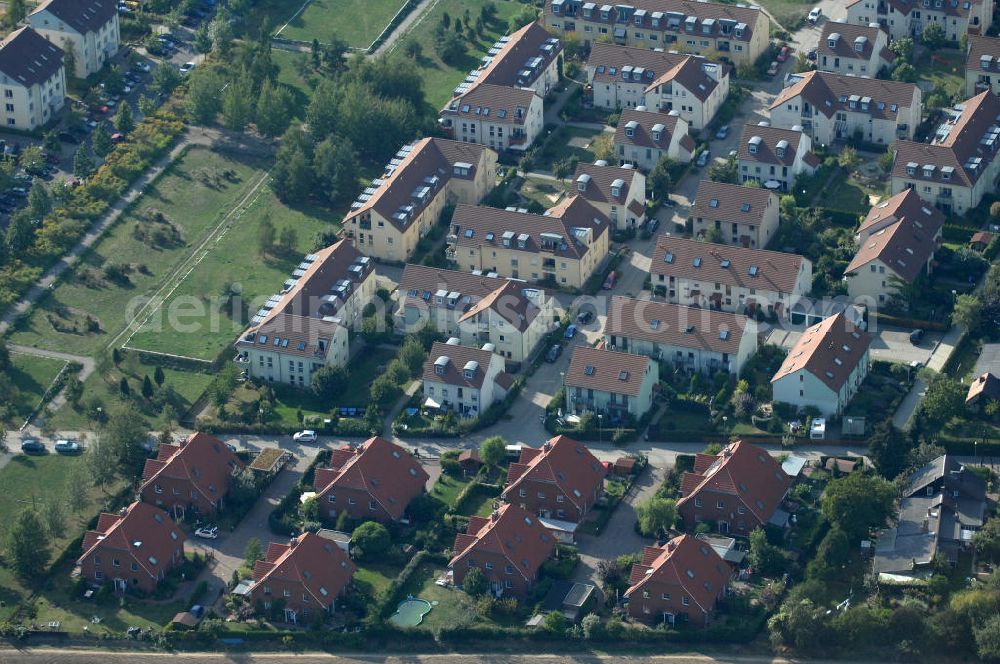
[480,436,506,467]
[635,496,676,536]
[821,472,896,540]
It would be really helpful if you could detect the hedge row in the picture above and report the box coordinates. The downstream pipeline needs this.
[870,312,949,331]
[943,224,978,243]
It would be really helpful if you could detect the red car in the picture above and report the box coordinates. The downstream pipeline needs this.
[776,46,790,62]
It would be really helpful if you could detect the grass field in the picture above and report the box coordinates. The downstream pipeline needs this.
[271,0,407,49]
[388,0,526,109]
[125,184,339,361]
[47,361,214,430]
[429,472,472,507]
[9,148,263,358]
[923,49,966,102]
[395,563,481,632]
[6,353,65,426]
[355,561,403,599]
[755,0,813,28]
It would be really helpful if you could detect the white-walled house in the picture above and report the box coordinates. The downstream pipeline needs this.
[845,0,993,42]
[770,71,921,146]
[966,34,1000,97]
[604,295,758,376]
[397,264,557,365]
[572,161,647,229]
[737,124,820,192]
[28,0,119,79]
[0,27,65,130]
[843,189,945,304]
[422,339,512,416]
[564,346,659,421]
[613,107,695,171]
[816,22,894,77]
[585,42,729,130]
[771,312,872,417]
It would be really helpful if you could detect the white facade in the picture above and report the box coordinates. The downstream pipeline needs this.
[846,0,993,41]
[29,5,120,78]
[241,323,350,387]
[772,350,870,418]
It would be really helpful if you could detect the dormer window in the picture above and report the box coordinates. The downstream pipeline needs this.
[464,369,474,379]
[748,136,761,154]
[906,162,917,176]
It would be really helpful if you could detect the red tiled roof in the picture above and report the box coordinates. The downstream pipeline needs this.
[554,0,762,42]
[78,501,185,580]
[771,71,918,122]
[967,372,1000,403]
[587,42,722,102]
[502,436,605,513]
[449,503,556,581]
[738,125,814,166]
[424,341,502,389]
[565,345,654,397]
[140,432,244,505]
[251,532,355,605]
[572,162,643,207]
[605,295,753,356]
[625,535,730,614]
[614,108,688,152]
[676,441,791,524]
[313,437,429,521]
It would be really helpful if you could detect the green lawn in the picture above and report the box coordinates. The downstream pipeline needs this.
[429,473,473,507]
[395,563,480,632]
[8,148,263,358]
[458,488,499,517]
[271,49,317,120]
[354,561,403,600]
[537,126,607,168]
[5,353,66,426]
[819,177,875,214]
[125,186,341,361]
[754,0,812,28]
[272,0,408,48]
[386,0,526,109]
[923,49,966,102]
[47,361,214,431]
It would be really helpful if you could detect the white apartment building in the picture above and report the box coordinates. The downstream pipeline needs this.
[737,124,820,192]
[771,71,921,146]
[572,161,647,229]
[846,0,993,42]
[29,0,119,78]
[0,27,65,130]
[423,339,512,417]
[690,180,780,249]
[612,107,695,170]
[816,22,894,77]
[966,34,1000,97]
[564,345,659,421]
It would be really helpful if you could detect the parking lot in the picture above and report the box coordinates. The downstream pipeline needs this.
[766,323,941,367]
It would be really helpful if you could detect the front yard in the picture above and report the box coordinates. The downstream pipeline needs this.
[5,352,66,426]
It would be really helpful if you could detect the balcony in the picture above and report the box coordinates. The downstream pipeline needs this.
[445,248,457,261]
[800,108,813,118]
[234,354,250,366]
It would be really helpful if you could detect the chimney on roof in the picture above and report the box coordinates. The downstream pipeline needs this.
[666,539,677,552]
[543,441,552,452]
[490,509,500,522]
[290,536,300,547]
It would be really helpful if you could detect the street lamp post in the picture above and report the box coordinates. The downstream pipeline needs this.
[598,413,603,444]
[722,415,728,442]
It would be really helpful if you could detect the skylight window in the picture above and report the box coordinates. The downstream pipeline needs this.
[693,257,702,267]
[619,370,629,381]
[664,252,675,263]
[584,365,595,375]
[709,198,719,208]
[720,259,730,268]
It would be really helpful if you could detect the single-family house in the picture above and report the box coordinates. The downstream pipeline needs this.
[423,339,513,417]
[248,532,356,623]
[771,311,873,417]
[139,432,245,519]
[624,534,731,626]
[816,22,894,77]
[312,437,430,524]
[738,124,820,192]
[77,501,185,594]
[571,161,647,229]
[690,180,780,249]
[966,34,1000,96]
[502,435,605,523]
[967,372,1000,407]
[449,503,556,599]
[676,440,792,535]
[613,107,695,171]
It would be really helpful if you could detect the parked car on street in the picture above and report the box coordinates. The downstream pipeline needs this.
[696,150,711,167]
[909,329,924,345]
[777,46,791,62]
[21,439,45,455]
[767,61,779,76]
[292,430,317,443]
[564,324,577,339]
[808,7,822,23]
[715,125,729,140]
[577,310,594,325]
[194,526,218,539]
[546,344,562,362]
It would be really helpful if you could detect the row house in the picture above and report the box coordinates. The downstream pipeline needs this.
[650,235,813,321]
[423,339,513,417]
[816,21,894,77]
[966,34,1000,98]
[248,532,356,624]
[771,70,921,146]
[447,196,610,289]
[343,137,498,261]
[313,437,430,524]
[29,0,119,78]
[676,440,791,535]
[397,264,556,364]
[544,0,769,64]
[235,240,375,388]
[77,502,185,594]
[501,435,606,523]
[771,311,873,417]
[604,295,758,376]
[585,42,729,130]
[449,504,556,599]
[564,345,659,421]
[624,535,731,626]
[890,90,1000,214]
[613,107,695,171]
[440,23,562,153]
[843,188,945,304]
[691,180,779,249]
[0,27,65,130]
[139,432,245,519]
[572,160,647,229]
[846,0,993,42]
[737,124,820,192]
